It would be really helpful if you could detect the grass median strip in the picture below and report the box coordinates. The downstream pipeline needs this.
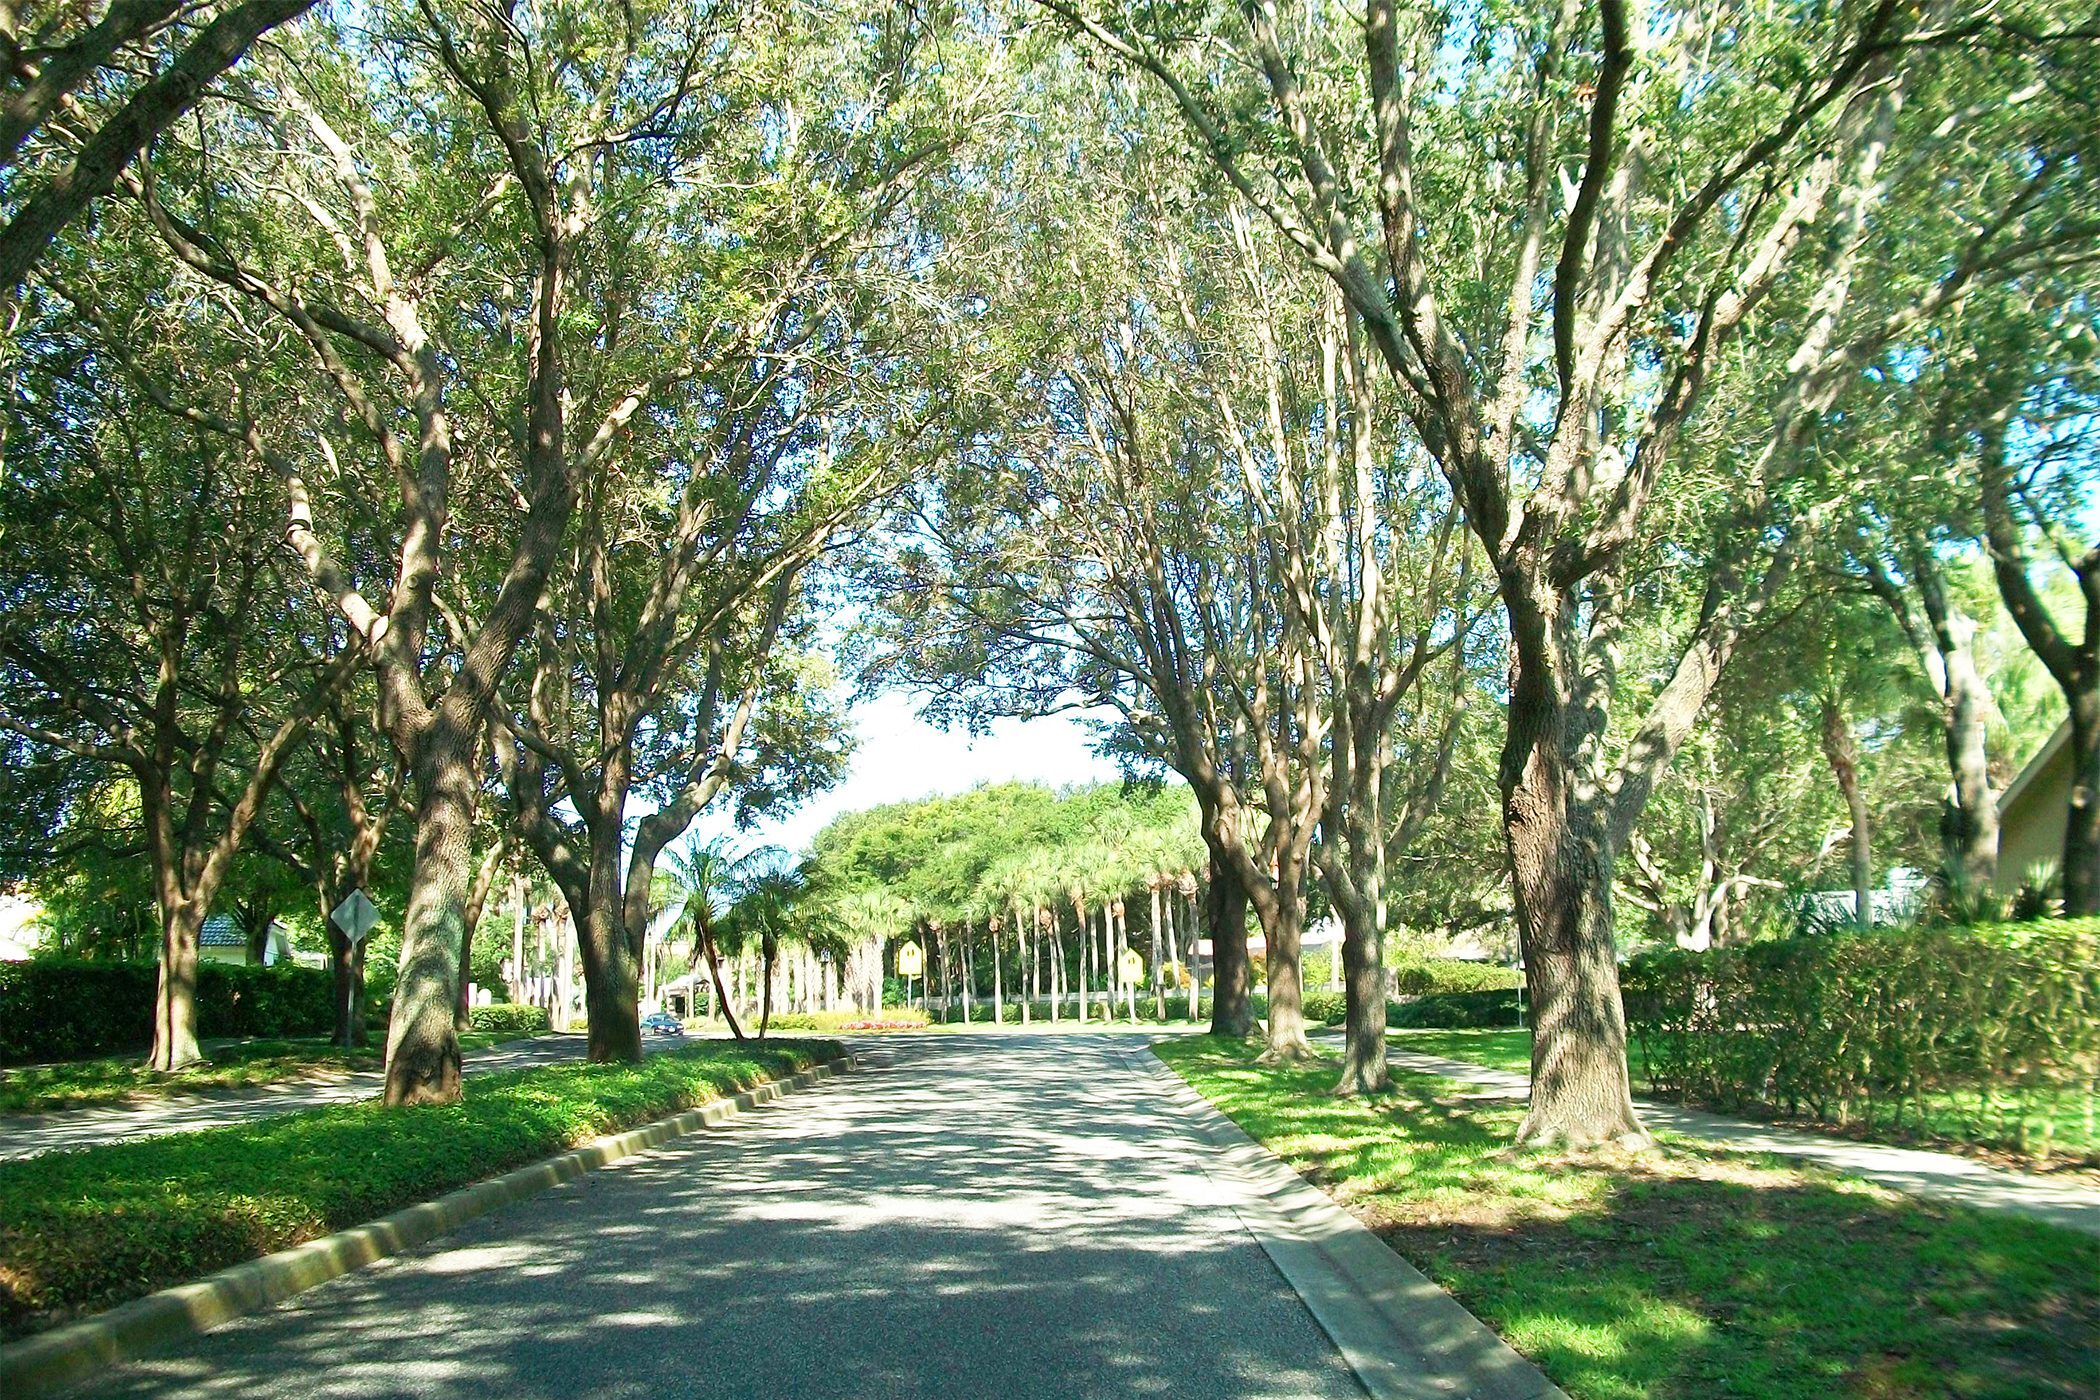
[1391,1027,2096,1167]
[0,1032,527,1114]
[0,1037,839,1340]
[1154,1037,2099,1400]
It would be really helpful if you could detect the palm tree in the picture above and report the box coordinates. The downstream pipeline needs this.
[659,840,769,1041]
[718,850,813,1039]
[830,887,908,1013]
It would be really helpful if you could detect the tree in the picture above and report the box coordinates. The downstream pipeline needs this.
[1848,536,2007,894]
[0,0,317,292]
[481,0,986,1062]
[0,285,350,1066]
[1977,368,2100,913]
[718,854,817,1039]
[1049,0,2100,1142]
[247,685,407,1046]
[660,841,757,1040]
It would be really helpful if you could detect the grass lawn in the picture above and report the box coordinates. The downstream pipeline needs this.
[1388,1027,1537,1074]
[1393,1028,2097,1166]
[0,1031,524,1114]
[1155,1037,2098,1400]
[0,1037,840,1338]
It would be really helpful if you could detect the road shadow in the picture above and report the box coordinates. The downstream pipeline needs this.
[84,1034,1366,1400]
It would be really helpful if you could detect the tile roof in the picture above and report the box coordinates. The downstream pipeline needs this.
[200,914,247,947]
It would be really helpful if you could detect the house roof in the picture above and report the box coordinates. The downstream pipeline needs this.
[200,915,246,947]
[1999,720,2070,817]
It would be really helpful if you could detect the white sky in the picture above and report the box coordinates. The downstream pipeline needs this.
[692,692,1124,858]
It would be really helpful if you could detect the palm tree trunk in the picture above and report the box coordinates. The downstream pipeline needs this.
[1048,905,1062,1022]
[1151,884,1165,1020]
[1185,892,1199,1020]
[1076,900,1090,1023]
[759,939,776,1039]
[699,923,744,1042]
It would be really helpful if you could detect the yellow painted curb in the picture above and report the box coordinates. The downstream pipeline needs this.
[0,1054,855,1399]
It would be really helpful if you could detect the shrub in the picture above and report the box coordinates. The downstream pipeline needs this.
[1622,919,2100,1156]
[1389,958,1522,996]
[0,1038,841,1336]
[0,960,334,1065]
[1292,964,1519,1027]
[467,1003,551,1038]
[199,963,335,1041]
[1301,991,1347,1025]
[1387,990,1522,1028]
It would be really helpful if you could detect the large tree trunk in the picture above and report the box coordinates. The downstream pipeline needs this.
[328,926,360,1047]
[1333,897,1389,1094]
[2066,698,2100,917]
[1506,741,1647,1146]
[579,900,643,1060]
[574,818,643,1061]
[149,898,206,1070]
[1941,656,2000,891]
[241,895,273,965]
[382,726,478,1105]
[1820,695,1875,925]
[1915,567,2000,890]
[1254,853,1312,1060]
[1206,853,1255,1038]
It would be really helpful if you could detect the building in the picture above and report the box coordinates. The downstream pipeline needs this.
[1998,720,2071,893]
[199,914,300,967]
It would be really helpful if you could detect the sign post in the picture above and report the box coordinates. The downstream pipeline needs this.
[896,939,924,1012]
[330,890,380,1048]
[1118,948,1144,1019]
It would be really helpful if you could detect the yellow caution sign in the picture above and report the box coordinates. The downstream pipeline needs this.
[896,940,924,977]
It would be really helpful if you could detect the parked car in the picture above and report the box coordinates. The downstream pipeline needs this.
[641,1011,685,1037]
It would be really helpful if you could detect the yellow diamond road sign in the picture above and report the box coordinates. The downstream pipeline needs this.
[896,940,924,977]
[1118,948,1144,985]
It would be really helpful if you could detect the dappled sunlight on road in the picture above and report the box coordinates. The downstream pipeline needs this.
[86,1034,1364,1400]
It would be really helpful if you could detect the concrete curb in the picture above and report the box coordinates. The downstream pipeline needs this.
[0,1053,856,1400]
[1126,1042,1567,1400]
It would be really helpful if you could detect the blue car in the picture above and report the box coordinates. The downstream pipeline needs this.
[641,1011,685,1037]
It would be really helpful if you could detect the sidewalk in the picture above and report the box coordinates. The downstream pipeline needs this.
[0,1035,599,1163]
[1385,1044,2100,1238]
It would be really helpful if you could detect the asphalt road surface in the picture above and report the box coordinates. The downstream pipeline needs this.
[82,1033,1366,1399]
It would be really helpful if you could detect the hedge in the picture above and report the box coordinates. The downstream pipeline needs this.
[1387,989,1523,1028]
[0,1038,840,1337]
[467,1003,552,1038]
[0,960,335,1065]
[1622,918,2100,1155]
[1390,958,1522,996]
[1298,960,1522,1028]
